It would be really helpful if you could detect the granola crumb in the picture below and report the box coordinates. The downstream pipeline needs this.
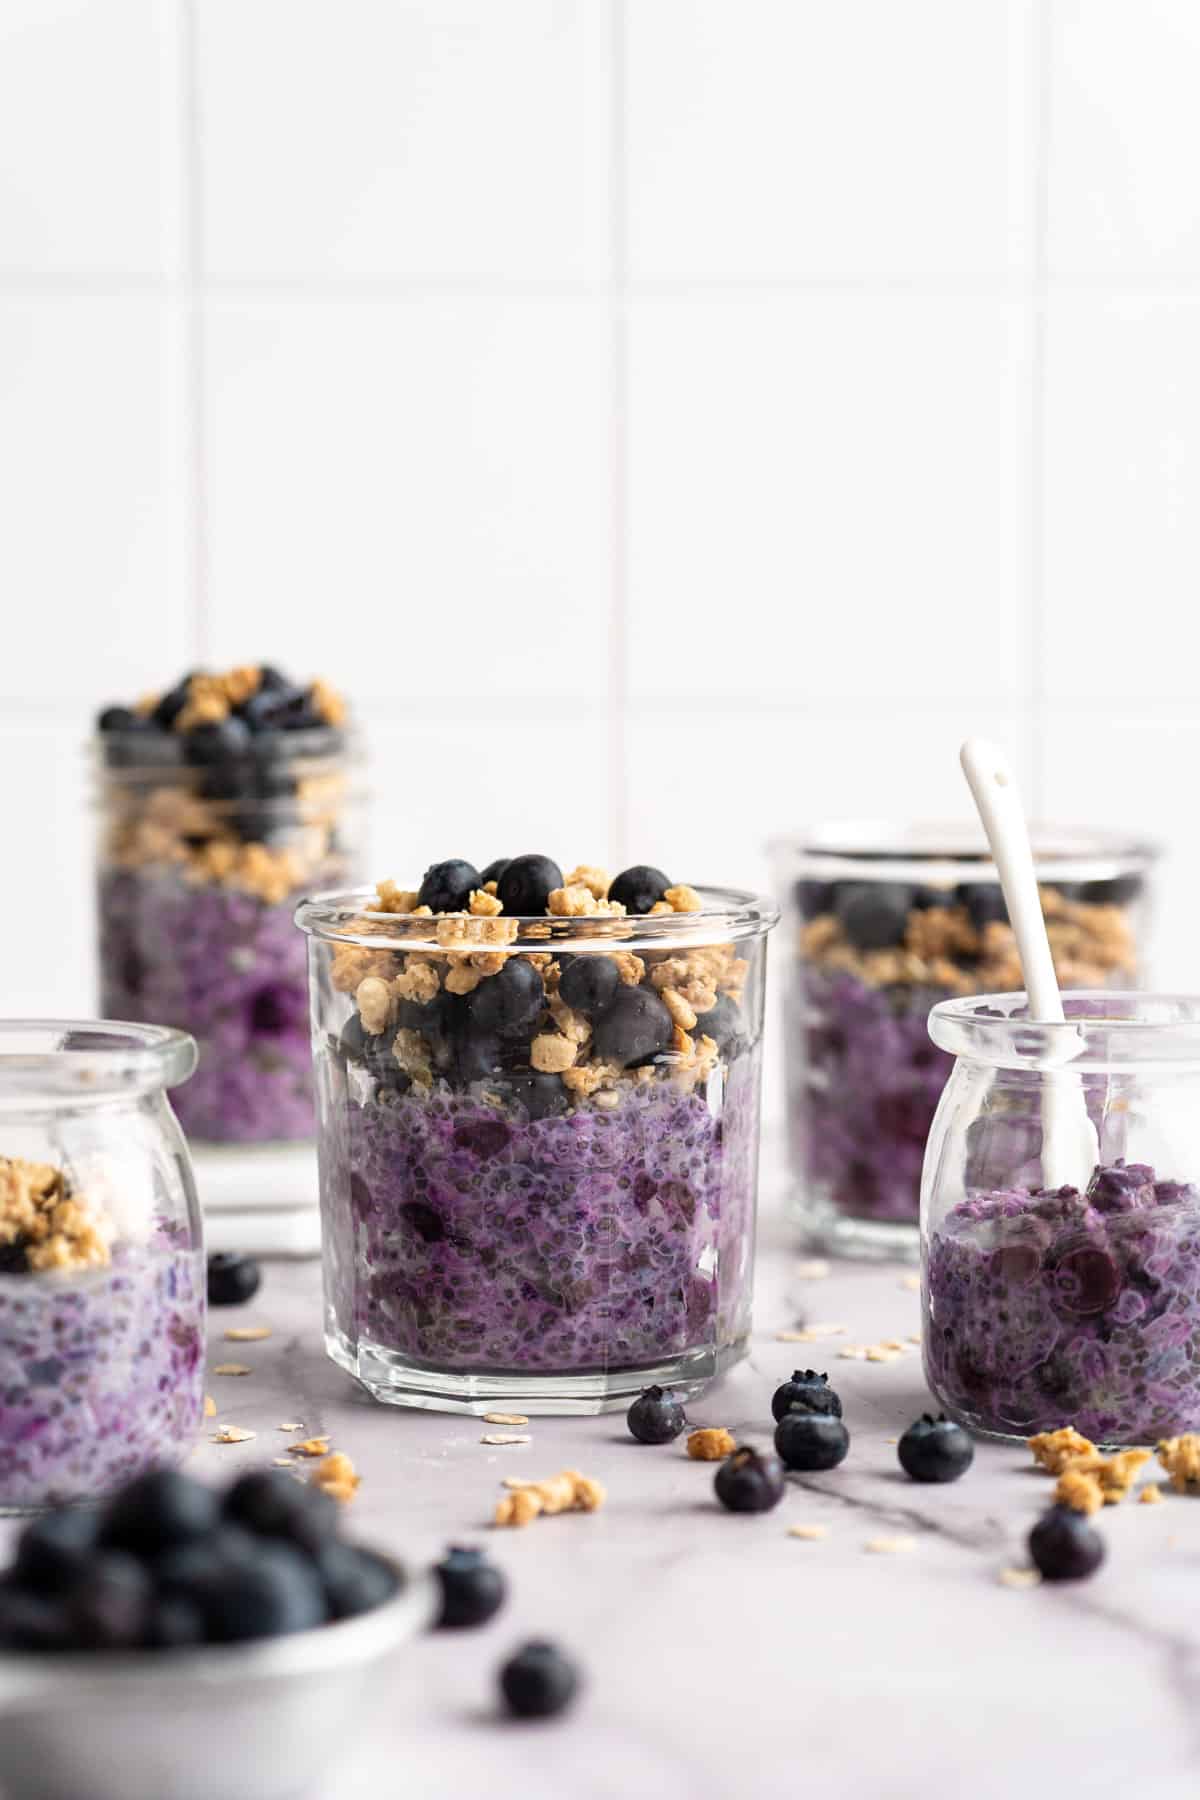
[547,884,596,918]
[1157,1434,1200,1493]
[224,1326,272,1343]
[1028,1427,1096,1475]
[687,1427,736,1461]
[203,1395,217,1418]
[481,1433,532,1446]
[494,1488,543,1528]
[787,1524,829,1541]
[212,1426,255,1444]
[612,952,646,987]
[1054,1467,1104,1515]
[355,975,394,1036]
[492,1468,605,1528]
[211,1363,253,1377]
[530,1032,577,1074]
[775,1323,846,1343]
[278,1422,304,1432]
[310,1451,360,1503]
[288,1436,332,1458]
[864,1536,916,1554]
[1140,1483,1165,1505]
[999,1567,1043,1589]
[899,1273,921,1292]
[272,1457,294,1468]
[795,1259,831,1280]
[563,865,610,900]
[663,885,703,914]
[482,1412,530,1426]
[469,888,504,917]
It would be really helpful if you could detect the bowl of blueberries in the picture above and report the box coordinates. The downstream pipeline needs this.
[0,1467,434,1800]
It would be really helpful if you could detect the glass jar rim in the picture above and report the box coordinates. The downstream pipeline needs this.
[929,992,1200,1072]
[0,1021,197,1100]
[769,819,1158,884]
[295,883,780,951]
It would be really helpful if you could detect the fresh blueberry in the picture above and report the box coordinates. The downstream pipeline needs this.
[13,1508,99,1594]
[494,1072,569,1121]
[0,1241,28,1273]
[0,1582,71,1652]
[418,859,483,914]
[499,1641,580,1719]
[365,1033,411,1093]
[64,1552,154,1650]
[713,1447,786,1513]
[479,858,512,887]
[144,1596,206,1648]
[557,955,620,1019]
[153,1527,257,1607]
[834,883,912,951]
[770,1370,842,1424]
[184,716,253,764]
[1028,1506,1106,1582]
[897,1413,974,1483]
[257,664,290,693]
[468,958,545,1037]
[316,1542,398,1620]
[223,1469,338,1555]
[774,1411,850,1472]
[497,854,564,917]
[1078,874,1144,909]
[434,1546,507,1629]
[591,987,673,1068]
[151,676,195,731]
[957,881,1008,931]
[626,1384,687,1444]
[792,880,834,919]
[695,993,740,1051]
[608,865,671,916]
[100,1469,220,1558]
[912,884,955,911]
[206,1251,262,1307]
[454,1032,508,1086]
[97,705,141,734]
[339,1014,368,1061]
[201,1543,328,1642]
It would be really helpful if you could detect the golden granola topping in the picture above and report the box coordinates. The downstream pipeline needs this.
[310,1450,360,1503]
[493,1468,606,1528]
[355,976,394,1037]
[664,885,703,914]
[660,987,698,1032]
[1053,1467,1104,1515]
[686,1427,736,1461]
[1157,1435,1200,1493]
[547,884,596,918]
[1140,1483,1165,1505]
[375,881,420,915]
[613,952,646,986]
[392,958,441,1004]
[469,888,504,917]
[1028,1427,1097,1475]
[563,866,610,900]
[530,1033,578,1074]
[0,1157,114,1274]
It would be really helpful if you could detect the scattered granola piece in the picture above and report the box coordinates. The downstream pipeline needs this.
[1054,1467,1104,1515]
[795,1259,831,1280]
[899,1274,921,1292]
[787,1524,829,1541]
[838,1346,868,1360]
[481,1433,532,1446]
[1028,1427,1097,1475]
[865,1346,901,1363]
[494,1488,542,1528]
[278,1422,304,1432]
[1090,1447,1152,1503]
[1157,1434,1200,1493]
[224,1326,272,1343]
[864,1536,916,1554]
[492,1468,605,1528]
[687,1427,736,1461]
[999,1567,1043,1589]
[288,1436,332,1458]
[272,1457,294,1468]
[1140,1483,1165,1505]
[203,1395,217,1418]
[483,1412,530,1426]
[310,1451,360,1504]
[775,1323,846,1343]
[212,1363,253,1377]
[212,1426,255,1444]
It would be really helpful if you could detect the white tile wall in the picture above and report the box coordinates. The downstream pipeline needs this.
[0,0,1197,1115]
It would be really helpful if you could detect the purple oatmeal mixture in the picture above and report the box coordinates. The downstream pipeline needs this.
[924,1160,1200,1444]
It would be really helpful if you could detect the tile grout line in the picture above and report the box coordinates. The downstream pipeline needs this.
[1028,0,1054,815]
[608,0,630,866]
[177,0,211,666]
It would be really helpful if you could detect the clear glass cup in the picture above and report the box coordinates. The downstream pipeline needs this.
[296,885,778,1413]
[0,1021,205,1512]
[94,727,364,1147]
[769,824,1157,1261]
[922,992,1200,1448]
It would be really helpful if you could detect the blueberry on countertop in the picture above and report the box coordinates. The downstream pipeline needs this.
[479,858,512,887]
[608,865,671,916]
[206,1251,262,1307]
[100,1468,221,1558]
[626,1384,688,1444]
[897,1414,974,1484]
[434,1546,507,1629]
[770,1369,842,1424]
[714,1447,786,1514]
[499,1641,580,1719]
[591,986,673,1068]
[497,854,564,917]
[834,882,912,952]
[418,859,483,914]
[468,957,545,1037]
[558,954,620,1019]
[773,1411,850,1472]
[1028,1506,1106,1582]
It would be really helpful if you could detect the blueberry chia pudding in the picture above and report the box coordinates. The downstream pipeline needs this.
[95,663,358,1144]
[0,1156,204,1511]
[784,854,1147,1244]
[924,1159,1200,1445]
[299,858,776,1408]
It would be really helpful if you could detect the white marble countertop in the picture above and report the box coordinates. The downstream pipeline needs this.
[6,1196,1200,1799]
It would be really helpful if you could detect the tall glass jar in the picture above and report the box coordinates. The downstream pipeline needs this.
[922,993,1200,1448]
[297,884,778,1413]
[770,824,1157,1260]
[0,1021,204,1513]
[94,710,363,1148]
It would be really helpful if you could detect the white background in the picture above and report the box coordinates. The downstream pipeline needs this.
[0,0,1196,1069]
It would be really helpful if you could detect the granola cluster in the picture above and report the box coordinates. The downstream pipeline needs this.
[132,665,345,734]
[1029,1428,1154,1512]
[0,1157,114,1274]
[1156,1434,1200,1493]
[493,1468,606,1528]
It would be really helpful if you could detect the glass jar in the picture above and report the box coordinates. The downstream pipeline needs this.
[0,1021,204,1512]
[94,723,363,1147]
[770,824,1157,1260]
[296,885,778,1413]
[922,993,1200,1448]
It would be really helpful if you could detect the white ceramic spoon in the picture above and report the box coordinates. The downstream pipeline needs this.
[959,737,1099,1192]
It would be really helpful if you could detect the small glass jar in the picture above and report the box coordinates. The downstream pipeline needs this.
[922,993,1200,1448]
[770,824,1157,1260]
[0,1021,204,1513]
[94,720,363,1147]
[296,885,778,1413]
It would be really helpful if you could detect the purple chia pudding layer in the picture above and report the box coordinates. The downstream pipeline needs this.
[321,1052,759,1375]
[0,1242,205,1511]
[925,1160,1200,1445]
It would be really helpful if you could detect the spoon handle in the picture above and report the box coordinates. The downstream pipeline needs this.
[959,738,1063,1024]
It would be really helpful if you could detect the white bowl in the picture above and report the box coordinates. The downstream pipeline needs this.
[0,1559,434,1800]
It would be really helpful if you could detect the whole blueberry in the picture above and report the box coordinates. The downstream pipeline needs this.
[339,1014,368,1061]
[201,1543,328,1643]
[558,955,620,1019]
[206,1251,262,1307]
[608,865,671,916]
[1028,1506,1106,1582]
[238,687,291,732]
[774,1411,850,1472]
[480,858,512,887]
[97,704,141,734]
[897,1414,975,1484]
[793,879,834,919]
[435,1546,507,1629]
[495,1072,570,1121]
[224,1470,338,1555]
[770,1370,842,1424]
[834,883,912,952]
[101,1468,220,1558]
[1078,874,1144,909]
[591,987,673,1068]
[316,1543,398,1620]
[151,676,195,731]
[418,859,483,914]
[714,1447,786,1514]
[497,854,563,917]
[499,1641,580,1719]
[154,1527,257,1608]
[957,881,1008,931]
[145,1596,206,1648]
[257,664,290,693]
[455,1032,508,1086]
[13,1508,99,1594]
[469,958,545,1037]
[626,1385,687,1444]
[64,1552,154,1651]
[912,884,955,912]
[695,993,740,1051]
[184,715,253,764]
